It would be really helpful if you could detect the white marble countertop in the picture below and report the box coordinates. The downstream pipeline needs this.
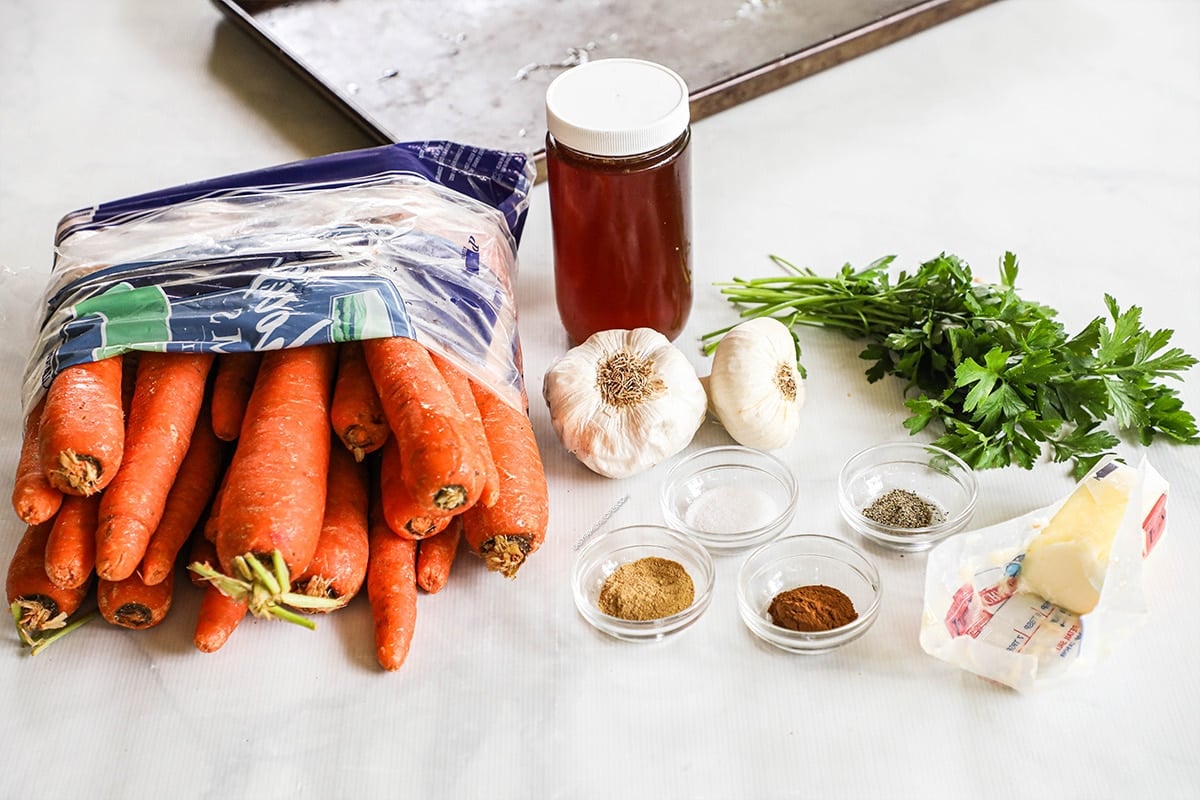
[2,1,1198,797]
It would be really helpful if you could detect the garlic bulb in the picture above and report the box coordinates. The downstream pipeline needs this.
[543,328,707,479]
[706,317,805,450]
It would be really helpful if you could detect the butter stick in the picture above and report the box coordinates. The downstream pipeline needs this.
[1016,462,1137,615]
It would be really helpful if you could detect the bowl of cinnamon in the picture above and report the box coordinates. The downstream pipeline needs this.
[736,534,881,654]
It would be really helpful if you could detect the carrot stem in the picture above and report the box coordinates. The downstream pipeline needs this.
[188,549,340,630]
[9,601,96,655]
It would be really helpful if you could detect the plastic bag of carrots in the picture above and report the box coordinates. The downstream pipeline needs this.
[7,141,549,671]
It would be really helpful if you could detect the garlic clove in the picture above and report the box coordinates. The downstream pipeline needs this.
[706,317,805,451]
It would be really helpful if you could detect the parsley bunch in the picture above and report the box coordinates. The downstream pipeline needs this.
[702,252,1198,477]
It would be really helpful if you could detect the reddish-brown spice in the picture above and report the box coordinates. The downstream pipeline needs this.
[768,584,857,632]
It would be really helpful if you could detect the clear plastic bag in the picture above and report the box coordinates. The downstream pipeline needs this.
[24,140,536,414]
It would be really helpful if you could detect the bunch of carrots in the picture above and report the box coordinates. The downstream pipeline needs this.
[6,336,548,671]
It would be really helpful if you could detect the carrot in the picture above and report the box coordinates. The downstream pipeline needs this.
[120,351,140,415]
[140,399,226,585]
[38,356,125,496]
[367,486,418,671]
[330,341,389,462]
[361,336,486,514]
[188,534,220,588]
[210,352,261,441]
[44,494,99,590]
[97,568,175,630]
[11,396,63,524]
[461,380,549,579]
[217,344,337,576]
[430,351,500,507]
[379,436,455,539]
[416,516,462,594]
[188,535,247,652]
[292,442,370,609]
[204,463,231,544]
[95,351,215,581]
[194,581,249,653]
[7,521,92,639]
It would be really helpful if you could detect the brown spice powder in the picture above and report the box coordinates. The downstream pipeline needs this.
[597,556,694,621]
[768,584,857,632]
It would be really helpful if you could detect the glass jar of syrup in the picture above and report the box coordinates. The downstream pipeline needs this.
[544,59,692,345]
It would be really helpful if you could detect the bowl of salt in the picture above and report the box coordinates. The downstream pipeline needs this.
[660,445,799,553]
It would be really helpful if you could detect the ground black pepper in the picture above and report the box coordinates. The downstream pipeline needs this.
[861,488,941,529]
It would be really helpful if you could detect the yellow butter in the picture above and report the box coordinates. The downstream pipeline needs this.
[1017,463,1136,615]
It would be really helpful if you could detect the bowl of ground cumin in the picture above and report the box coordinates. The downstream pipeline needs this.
[737,534,881,653]
[837,442,978,552]
[573,524,715,642]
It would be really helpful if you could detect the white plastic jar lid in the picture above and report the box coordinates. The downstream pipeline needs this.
[545,58,690,158]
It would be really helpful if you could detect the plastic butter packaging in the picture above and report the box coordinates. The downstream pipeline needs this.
[919,458,1168,692]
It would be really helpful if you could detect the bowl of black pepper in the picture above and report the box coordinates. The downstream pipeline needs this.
[737,534,882,654]
[837,442,978,552]
[572,524,716,642]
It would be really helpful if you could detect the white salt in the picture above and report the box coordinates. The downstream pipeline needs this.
[684,484,779,534]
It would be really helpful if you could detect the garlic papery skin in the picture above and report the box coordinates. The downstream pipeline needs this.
[543,328,708,479]
[706,317,805,450]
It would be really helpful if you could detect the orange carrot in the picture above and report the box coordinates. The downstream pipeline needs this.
[416,516,462,594]
[188,534,219,588]
[120,351,140,415]
[189,535,247,652]
[97,568,175,630]
[210,352,261,441]
[379,436,454,540]
[11,396,62,524]
[38,356,125,496]
[140,405,225,586]
[217,344,337,576]
[367,486,418,672]
[139,398,225,585]
[7,521,92,636]
[430,351,500,507]
[330,341,389,462]
[292,442,370,609]
[95,351,215,581]
[44,494,98,590]
[361,336,485,514]
[194,581,248,653]
[204,463,231,544]
[461,381,549,578]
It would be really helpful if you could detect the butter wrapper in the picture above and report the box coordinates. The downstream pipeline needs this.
[919,458,1168,692]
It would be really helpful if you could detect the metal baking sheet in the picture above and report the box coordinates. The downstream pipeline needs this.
[212,0,996,176]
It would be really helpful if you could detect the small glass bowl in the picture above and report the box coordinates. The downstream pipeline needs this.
[737,534,881,654]
[837,442,978,552]
[572,524,716,642]
[660,445,799,552]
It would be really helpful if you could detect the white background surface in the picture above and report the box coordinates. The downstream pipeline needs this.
[2,1,1199,798]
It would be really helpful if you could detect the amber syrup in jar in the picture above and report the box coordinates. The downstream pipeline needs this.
[544,59,693,345]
